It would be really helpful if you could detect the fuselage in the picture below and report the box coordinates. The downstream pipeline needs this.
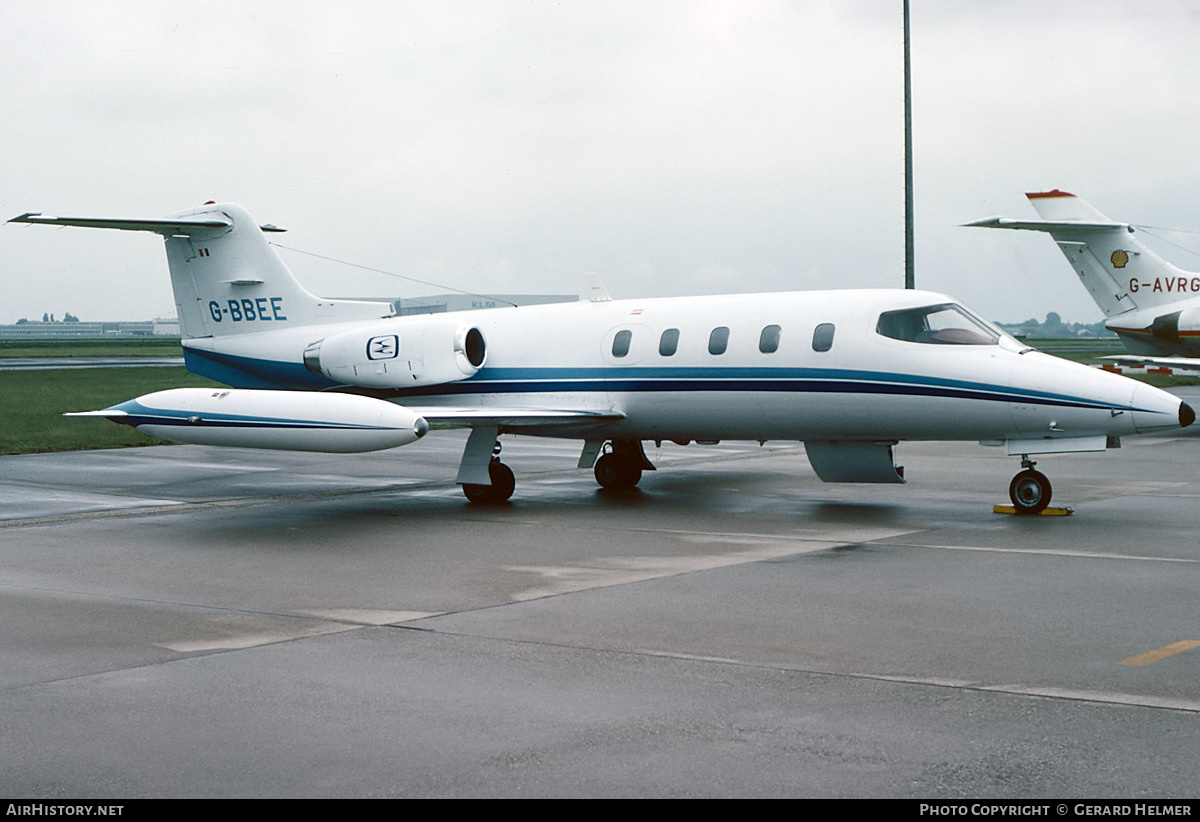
[14,201,1192,509]
[180,288,1183,445]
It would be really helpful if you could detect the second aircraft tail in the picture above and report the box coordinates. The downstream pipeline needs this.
[967,190,1200,318]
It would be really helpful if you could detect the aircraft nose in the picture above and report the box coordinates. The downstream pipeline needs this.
[1130,383,1195,433]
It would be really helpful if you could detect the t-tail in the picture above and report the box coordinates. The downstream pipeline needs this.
[9,202,394,339]
[966,190,1200,318]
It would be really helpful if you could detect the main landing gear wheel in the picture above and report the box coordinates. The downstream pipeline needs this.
[462,460,515,504]
[1009,469,1052,515]
[593,452,643,490]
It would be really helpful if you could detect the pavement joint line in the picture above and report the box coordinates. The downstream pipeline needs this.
[388,626,1200,715]
[0,580,423,628]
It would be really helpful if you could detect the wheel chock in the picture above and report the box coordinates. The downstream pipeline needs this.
[992,504,1073,516]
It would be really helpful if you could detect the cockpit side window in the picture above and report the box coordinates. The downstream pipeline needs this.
[876,304,998,346]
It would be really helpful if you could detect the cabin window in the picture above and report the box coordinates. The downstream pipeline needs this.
[876,304,998,345]
[659,328,680,356]
[612,329,633,357]
[759,324,781,354]
[708,326,730,355]
[812,323,835,352]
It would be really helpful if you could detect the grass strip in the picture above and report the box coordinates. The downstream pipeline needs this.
[1,367,222,454]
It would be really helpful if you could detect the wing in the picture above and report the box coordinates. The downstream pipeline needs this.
[400,405,626,486]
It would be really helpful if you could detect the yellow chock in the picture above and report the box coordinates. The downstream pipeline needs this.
[992,505,1073,516]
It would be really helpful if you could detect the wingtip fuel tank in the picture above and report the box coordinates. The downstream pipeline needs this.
[70,388,429,453]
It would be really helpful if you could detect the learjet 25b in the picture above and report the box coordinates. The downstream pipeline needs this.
[10,202,1193,513]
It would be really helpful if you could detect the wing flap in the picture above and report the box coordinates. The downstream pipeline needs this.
[404,406,624,429]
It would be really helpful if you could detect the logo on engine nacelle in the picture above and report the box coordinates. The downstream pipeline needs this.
[366,335,399,360]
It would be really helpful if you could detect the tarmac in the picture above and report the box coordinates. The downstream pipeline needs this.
[3,389,1200,797]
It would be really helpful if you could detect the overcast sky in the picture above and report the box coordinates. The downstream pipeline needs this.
[4,0,1200,325]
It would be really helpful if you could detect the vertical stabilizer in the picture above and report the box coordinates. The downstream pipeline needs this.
[10,202,395,338]
[160,203,395,338]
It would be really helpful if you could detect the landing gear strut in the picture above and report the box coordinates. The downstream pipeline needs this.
[593,439,654,491]
[461,439,515,504]
[1008,457,1052,515]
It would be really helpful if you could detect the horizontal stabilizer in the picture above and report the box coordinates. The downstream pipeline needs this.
[9,213,235,235]
[9,212,286,234]
[964,216,1128,232]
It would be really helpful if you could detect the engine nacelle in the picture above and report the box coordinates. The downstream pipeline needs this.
[1174,308,1200,338]
[304,318,486,389]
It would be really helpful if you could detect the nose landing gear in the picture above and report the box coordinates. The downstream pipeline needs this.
[1008,457,1052,515]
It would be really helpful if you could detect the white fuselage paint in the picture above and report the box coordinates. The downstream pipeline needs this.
[181,288,1179,446]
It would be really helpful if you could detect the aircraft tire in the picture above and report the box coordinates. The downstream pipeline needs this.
[462,460,515,504]
[1009,469,1051,515]
[594,453,642,490]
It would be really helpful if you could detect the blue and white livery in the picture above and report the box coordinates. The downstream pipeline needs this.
[10,201,1193,512]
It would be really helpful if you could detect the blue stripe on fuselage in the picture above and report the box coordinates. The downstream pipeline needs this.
[181,349,1136,413]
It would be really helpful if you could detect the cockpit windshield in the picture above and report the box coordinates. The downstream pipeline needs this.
[876,303,1000,346]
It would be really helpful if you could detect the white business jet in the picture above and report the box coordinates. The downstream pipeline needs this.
[10,202,1193,514]
[968,190,1200,368]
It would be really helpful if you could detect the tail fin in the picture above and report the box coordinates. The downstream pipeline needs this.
[10,202,394,338]
[966,190,1200,318]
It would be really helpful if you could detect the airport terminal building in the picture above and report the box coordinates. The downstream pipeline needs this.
[0,318,180,338]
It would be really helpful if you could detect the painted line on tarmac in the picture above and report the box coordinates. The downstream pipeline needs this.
[888,541,1200,564]
[1119,640,1200,666]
